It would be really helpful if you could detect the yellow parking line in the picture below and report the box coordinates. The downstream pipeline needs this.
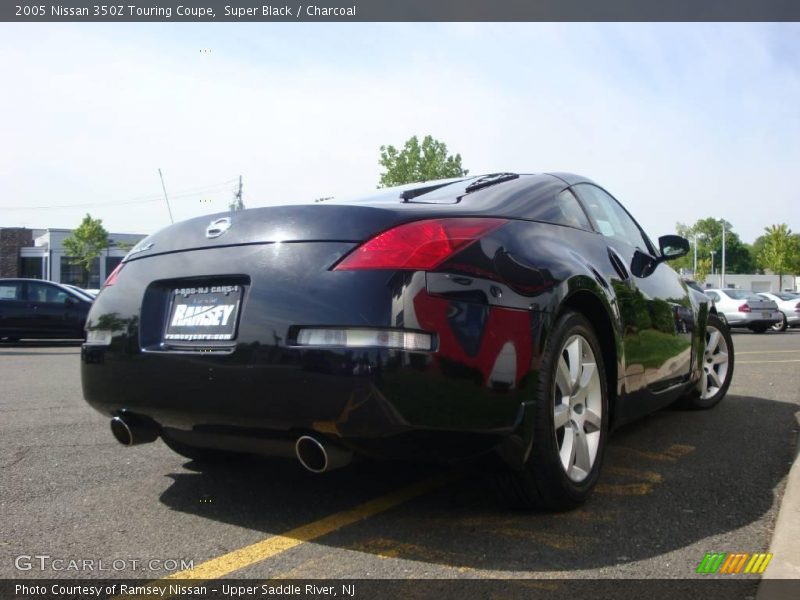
[738,359,800,364]
[161,474,453,580]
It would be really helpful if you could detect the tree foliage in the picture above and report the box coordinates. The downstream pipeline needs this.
[378,135,468,187]
[756,224,800,289]
[674,217,755,276]
[62,214,110,285]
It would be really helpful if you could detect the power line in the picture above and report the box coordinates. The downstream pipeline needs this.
[1,179,240,210]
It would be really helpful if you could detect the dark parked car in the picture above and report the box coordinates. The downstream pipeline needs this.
[0,278,93,341]
[81,173,734,510]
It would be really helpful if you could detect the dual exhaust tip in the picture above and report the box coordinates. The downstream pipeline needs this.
[295,435,352,473]
[110,416,351,473]
[110,415,158,446]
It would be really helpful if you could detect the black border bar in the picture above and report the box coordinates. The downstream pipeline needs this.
[3,0,800,22]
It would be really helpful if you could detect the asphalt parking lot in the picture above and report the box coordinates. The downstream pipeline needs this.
[1,330,799,584]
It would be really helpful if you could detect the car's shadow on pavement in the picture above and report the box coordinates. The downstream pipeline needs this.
[0,340,82,355]
[158,394,798,572]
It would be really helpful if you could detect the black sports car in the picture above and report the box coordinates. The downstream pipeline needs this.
[81,173,734,509]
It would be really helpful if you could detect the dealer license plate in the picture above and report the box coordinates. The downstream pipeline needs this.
[164,284,242,341]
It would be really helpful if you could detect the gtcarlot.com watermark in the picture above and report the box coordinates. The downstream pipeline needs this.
[14,554,194,572]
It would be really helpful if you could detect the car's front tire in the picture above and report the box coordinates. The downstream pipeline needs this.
[498,311,608,511]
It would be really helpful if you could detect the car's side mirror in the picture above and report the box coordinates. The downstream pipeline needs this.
[658,235,690,261]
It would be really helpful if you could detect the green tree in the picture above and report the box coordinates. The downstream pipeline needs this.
[62,214,110,287]
[378,135,468,187]
[694,257,711,285]
[674,217,755,276]
[757,224,798,290]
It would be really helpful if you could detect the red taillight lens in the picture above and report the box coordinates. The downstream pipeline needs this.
[738,303,751,313]
[795,302,800,310]
[333,218,508,271]
[103,262,124,287]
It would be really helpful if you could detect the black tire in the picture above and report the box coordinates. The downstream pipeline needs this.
[749,325,768,334]
[161,432,240,463]
[772,313,788,332]
[682,313,734,410]
[497,310,608,511]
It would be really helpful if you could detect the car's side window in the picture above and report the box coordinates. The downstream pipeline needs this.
[525,189,593,230]
[574,184,653,253]
[26,282,69,304]
[707,291,720,302]
[0,282,21,301]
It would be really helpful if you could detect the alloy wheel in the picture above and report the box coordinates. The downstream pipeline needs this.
[701,323,730,399]
[772,313,787,332]
[553,334,603,482]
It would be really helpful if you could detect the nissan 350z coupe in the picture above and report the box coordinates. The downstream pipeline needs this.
[81,173,734,510]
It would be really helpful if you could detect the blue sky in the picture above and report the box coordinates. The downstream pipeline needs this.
[1,23,798,243]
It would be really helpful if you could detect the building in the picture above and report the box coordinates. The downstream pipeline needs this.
[697,273,799,292]
[0,227,146,288]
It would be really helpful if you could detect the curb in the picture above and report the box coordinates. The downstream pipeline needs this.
[756,410,800,599]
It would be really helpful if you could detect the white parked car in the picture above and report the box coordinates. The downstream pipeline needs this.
[704,289,781,333]
[757,292,800,332]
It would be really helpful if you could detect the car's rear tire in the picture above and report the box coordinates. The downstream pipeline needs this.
[497,311,608,511]
[682,313,734,410]
[161,432,240,463]
[772,313,788,332]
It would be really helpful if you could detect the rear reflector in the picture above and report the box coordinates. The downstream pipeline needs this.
[333,218,508,271]
[295,328,433,351]
[103,262,124,287]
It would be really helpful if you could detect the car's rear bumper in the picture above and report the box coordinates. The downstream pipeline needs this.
[723,310,781,327]
[81,242,545,462]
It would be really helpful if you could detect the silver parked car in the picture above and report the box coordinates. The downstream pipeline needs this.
[757,292,800,332]
[704,288,781,333]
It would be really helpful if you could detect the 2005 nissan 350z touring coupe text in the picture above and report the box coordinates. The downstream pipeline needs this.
[81,173,734,510]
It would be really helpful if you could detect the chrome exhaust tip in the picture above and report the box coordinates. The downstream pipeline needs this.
[110,415,158,446]
[295,435,352,473]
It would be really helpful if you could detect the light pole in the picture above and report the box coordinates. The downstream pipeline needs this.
[693,232,707,275]
[710,250,716,283]
[720,220,726,288]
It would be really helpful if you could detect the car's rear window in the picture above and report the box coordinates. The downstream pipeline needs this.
[327,178,472,205]
[724,290,760,300]
[774,292,799,301]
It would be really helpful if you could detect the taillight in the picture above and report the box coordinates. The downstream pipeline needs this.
[103,262,124,287]
[794,302,800,311]
[333,218,508,271]
[738,303,751,313]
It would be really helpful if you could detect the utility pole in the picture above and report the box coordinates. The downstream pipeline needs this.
[230,175,244,211]
[158,168,174,224]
